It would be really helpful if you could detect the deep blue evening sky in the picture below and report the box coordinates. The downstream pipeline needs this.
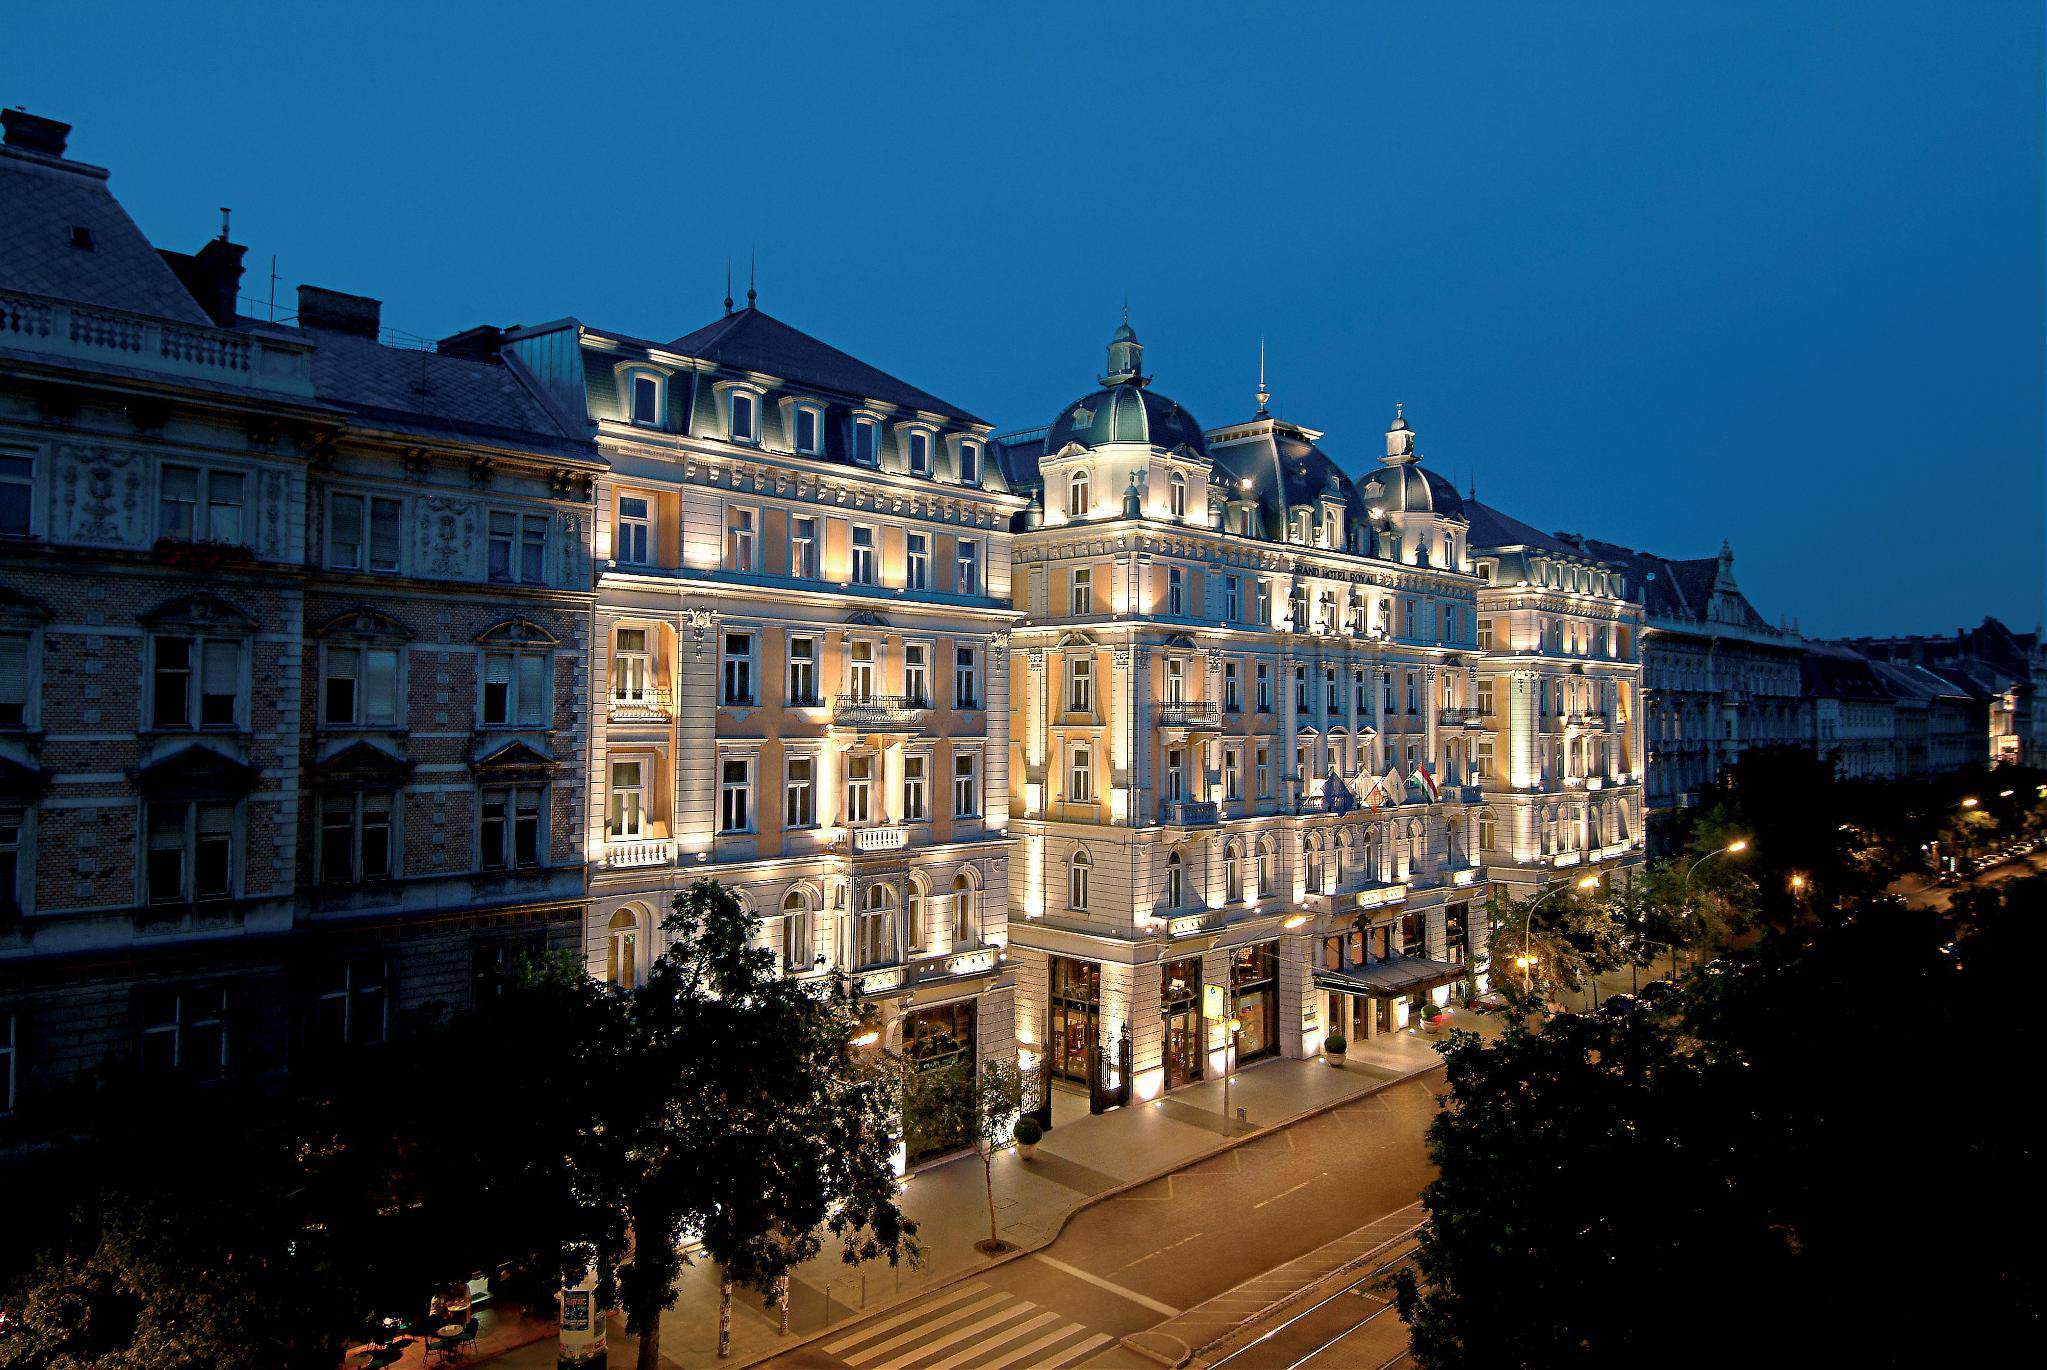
[7,2,2041,635]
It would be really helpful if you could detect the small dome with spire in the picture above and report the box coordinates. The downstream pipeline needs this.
[1044,315,1209,457]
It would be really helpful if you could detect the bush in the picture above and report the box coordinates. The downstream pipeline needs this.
[1011,1115,1043,1146]
[1324,1034,1348,1054]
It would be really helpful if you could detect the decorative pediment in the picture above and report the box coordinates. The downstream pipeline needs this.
[843,609,892,628]
[472,739,559,776]
[1053,441,1089,460]
[0,585,50,627]
[136,744,258,798]
[313,739,415,784]
[1054,631,1099,650]
[315,605,414,642]
[475,617,559,648]
[139,592,255,633]
[1161,632,1198,650]
[0,753,50,801]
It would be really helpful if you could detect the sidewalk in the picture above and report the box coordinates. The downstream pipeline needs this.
[480,1019,1468,1370]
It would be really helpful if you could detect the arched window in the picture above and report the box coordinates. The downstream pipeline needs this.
[952,870,977,944]
[1407,820,1424,873]
[1479,810,1498,854]
[1224,841,1242,903]
[779,889,812,974]
[1164,850,1184,909]
[1255,836,1274,898]
[857,884,892,968]
[1333,830,1349,888]
[1303,834,1321,893]
[1069,849,1091,910]
[1169,471,1187,519]
[1068,469,1091,519]
[607,906,642,989]
[907,873,929,954]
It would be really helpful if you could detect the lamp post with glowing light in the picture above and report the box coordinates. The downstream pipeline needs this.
[1221,1015,1242,1131]
[1516,873,1601,1001]
[1678,840,1748,974]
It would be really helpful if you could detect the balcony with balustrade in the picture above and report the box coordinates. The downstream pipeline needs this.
[1158,798,1219,827]
[1154,700,1221,731]
[831,695,929,733]
[1438,707,1485,727]
[604,836,675,869]
[1,288,316,398]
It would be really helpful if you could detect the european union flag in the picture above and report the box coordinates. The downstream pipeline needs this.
[1323,772,1354,814]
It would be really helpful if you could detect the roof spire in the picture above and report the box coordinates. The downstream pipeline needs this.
[747,248,757,308]
[723,259,733,317]
[1256,336,1270,415]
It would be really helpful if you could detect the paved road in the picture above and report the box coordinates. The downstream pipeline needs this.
[1198,1235,1419,1370]
[1897,849,2046,910]
[756,1071,1445,1370]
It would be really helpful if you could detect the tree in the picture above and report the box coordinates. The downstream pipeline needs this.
[1483,883,1626,1010]
[905,1056,1025,1253]
[1396,883,2041,1366]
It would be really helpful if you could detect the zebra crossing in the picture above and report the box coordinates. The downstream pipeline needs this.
[818,1280,1112,1370]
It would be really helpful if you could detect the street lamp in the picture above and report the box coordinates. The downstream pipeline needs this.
[1221,1015,1243,1130]
[1517,873,1601,1001]
[1677,841,1748,975]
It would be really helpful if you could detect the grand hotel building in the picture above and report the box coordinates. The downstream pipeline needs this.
[994,324,1645,1110]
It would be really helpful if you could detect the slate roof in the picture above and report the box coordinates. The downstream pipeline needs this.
[303,327,593,460]
[0,144,210,325]
[1464,499,1582,556]
[665,307,985,425]
[1578,538,1775,632]
[1800,642,1891,700]
[1867,659,1974,705]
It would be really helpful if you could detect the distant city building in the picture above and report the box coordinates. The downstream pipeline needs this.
[1841,618,2042,769]
[994,324,1644,1112]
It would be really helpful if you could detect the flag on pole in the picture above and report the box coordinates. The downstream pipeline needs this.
[1411,763,1442,802]
[1323,771,1355,814]
[1381,765,1407,805]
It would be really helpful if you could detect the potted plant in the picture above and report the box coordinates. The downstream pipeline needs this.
[1012,1113,1043,1161]
[1323,1033,1347,1067]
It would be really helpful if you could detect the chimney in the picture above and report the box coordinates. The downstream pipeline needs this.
[296,285,380,339]
[1,108,70,157]
[436,324,505,360]
[159,238,247,328]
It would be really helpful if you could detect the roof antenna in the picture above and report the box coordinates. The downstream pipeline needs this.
[1256,336,1270,415]
[747,248,757,308]
[723,259,734,316]
[218,207,231,242]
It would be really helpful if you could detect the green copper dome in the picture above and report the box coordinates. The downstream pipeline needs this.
[1043,318,1209,457]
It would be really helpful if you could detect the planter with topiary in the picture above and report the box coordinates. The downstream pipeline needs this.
[1012,1114,1043,1160]
[1323,1034,1347,1066]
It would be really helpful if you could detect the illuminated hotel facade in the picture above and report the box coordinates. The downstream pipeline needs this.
[994,324,1646,1110]
[498,303,1026,1144]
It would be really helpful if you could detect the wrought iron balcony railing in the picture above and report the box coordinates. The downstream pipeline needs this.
[831,695,929,729]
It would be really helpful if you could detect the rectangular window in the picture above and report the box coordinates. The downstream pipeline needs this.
[1067,655,1093,714]
[1165,657,1185,704]
[159,464,245,544]
[787,634,817,705]
[322,646,400,727]
[0,450,32,537]
[1256,580,1271,626]
[850,525,876,585]
[954,645,979,710]
[721,633,754,706]
[313,955,389,1048]
[330,493,401,571]
[848,640,876,701]
[1,1011,15,1115]
[958,441,980,485]
[904,642,930,706]
[321,791,394,883]
[1167,565,1185,616]
[956,539,980,595]
[794,406,821,455]
[908,431,930,474]
[1478,679,1495,715]
[151,636,240,730]
[481,652,550,727]
[479,786,544,869]
[1355,669,1368,714]
[1477,738,1495,781]
[785,754,815,828]
[852,419,879,465]
[140,985,231,1079]
[145,800,234,903]
[616,494,651,565]
[844,753,873,824]
[1255,744,1272,798]
[1071,567,1092,616]
[487,512,550,583]
[792,517,819,579]
[1224,660,1240,712]
[613,627,651,706]
[609,758,646,839]
[953,751,978,817]
[1223,747,1242,800]
[727,507,757,572]
[905,532,929,590]
[520,514,548,583]
[1256,662,1271,712]
[631,373,661,426]
[719,756,752,832]
[1477,618,1495,651]
[0,633,29,728]
[1068,743,1093,801]
[903,753,927,821]
[1225,576,1241,621]
[0,811,21,914]
[1295,664,1309,712]
[729,392,757,443]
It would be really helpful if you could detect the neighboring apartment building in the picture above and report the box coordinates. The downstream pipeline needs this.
[499,302,1026,1157]
[1844,618,2040,769]
[1578,538,1805,818]
[995,323,1645,1112]
[0,109,599,1118]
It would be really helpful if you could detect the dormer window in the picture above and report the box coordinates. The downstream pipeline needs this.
[958,441,980,485]
[907,430,931,475]
[1067,469,1091,519]
[1169,472,1187,519]
[852,418,880,466]
[793,405,822,456]
[728,391,758,444]
[630,374,661,427]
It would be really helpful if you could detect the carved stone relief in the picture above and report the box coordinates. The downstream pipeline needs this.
[54,445,146,546]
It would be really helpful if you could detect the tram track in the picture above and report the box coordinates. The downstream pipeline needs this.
[1203,1230,1423,1370]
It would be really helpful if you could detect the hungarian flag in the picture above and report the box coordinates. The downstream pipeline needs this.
[1411,763,1442,802]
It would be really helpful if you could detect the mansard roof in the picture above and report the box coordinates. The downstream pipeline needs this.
[665,306,985,425]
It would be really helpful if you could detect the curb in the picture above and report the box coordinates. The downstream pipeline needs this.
[727,1054,1450,1369]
